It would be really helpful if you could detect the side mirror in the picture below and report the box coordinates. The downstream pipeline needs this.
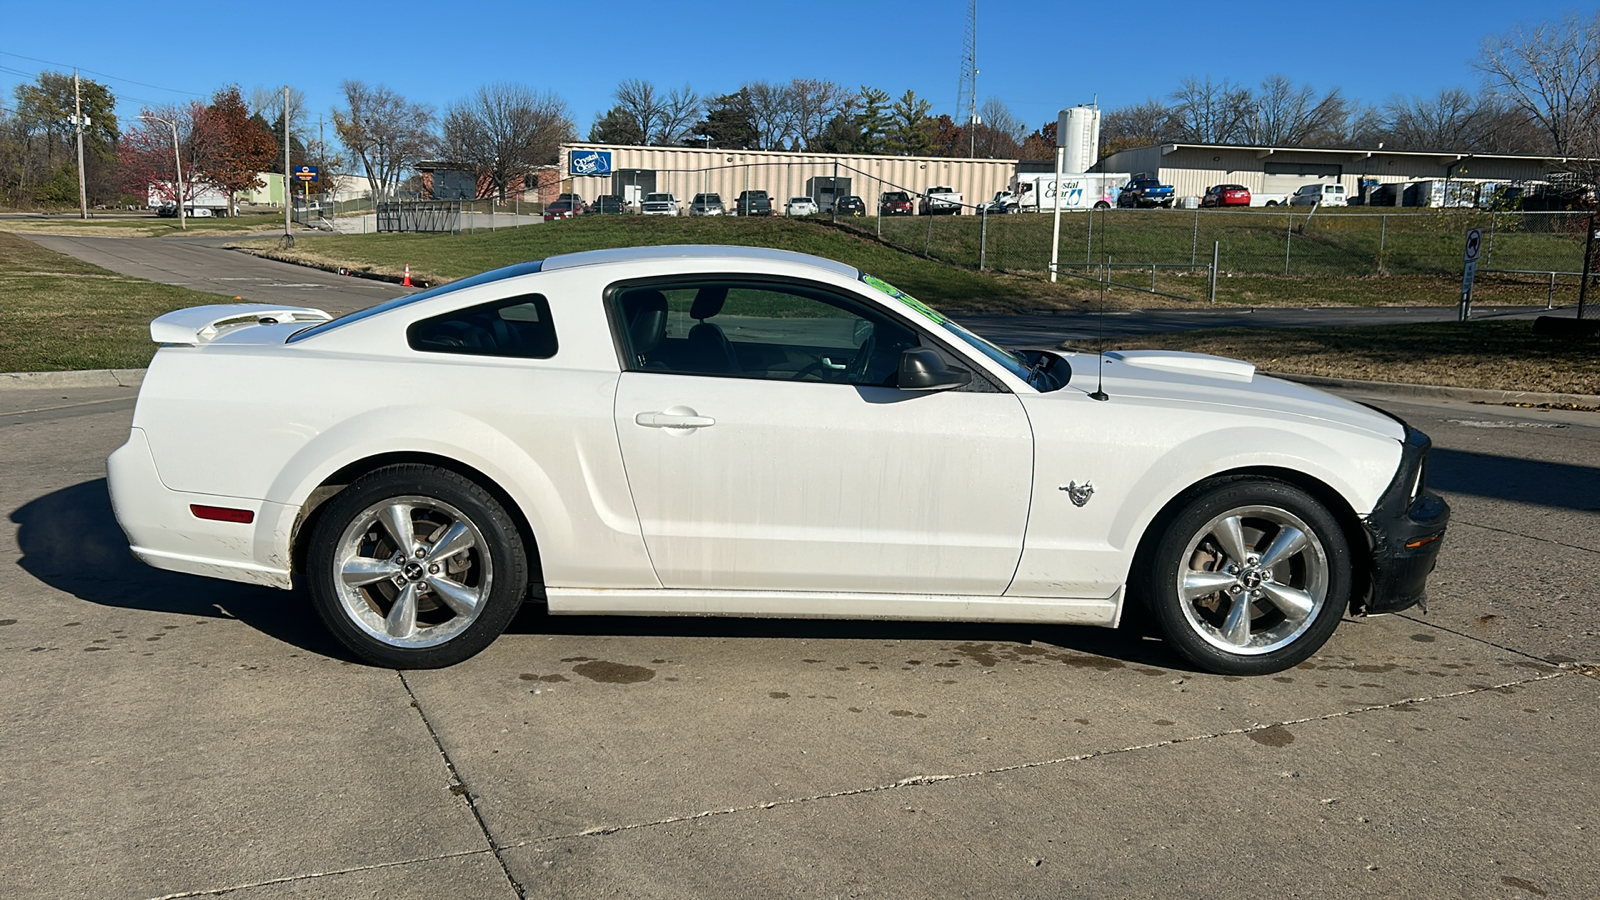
[897,347,972,391]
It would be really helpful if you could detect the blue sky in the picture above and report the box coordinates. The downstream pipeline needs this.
[0,0,1582,136]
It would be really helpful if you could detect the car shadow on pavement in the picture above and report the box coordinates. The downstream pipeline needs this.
[11,479,1194,671]
[11,479,352,659]
[505,601,1194,672]
[1428,448,1600,512]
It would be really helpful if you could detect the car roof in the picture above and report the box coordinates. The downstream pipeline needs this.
[541,244,860,278]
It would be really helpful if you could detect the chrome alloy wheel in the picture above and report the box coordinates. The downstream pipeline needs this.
[1174,504,1329,655]
[333,495,494,649]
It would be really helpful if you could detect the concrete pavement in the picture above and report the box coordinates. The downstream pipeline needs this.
[1,383,1596,898]
[21,234,410,316]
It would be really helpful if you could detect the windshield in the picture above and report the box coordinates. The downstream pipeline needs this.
[859,274,1036,384]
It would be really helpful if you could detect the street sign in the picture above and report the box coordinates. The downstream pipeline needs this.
[1459,227,1482,322]
[292,165,319,183]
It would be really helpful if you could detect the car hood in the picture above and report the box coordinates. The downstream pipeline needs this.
[1053,350,1404,440]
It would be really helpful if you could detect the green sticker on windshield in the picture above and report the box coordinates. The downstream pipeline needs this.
[862,274,947,325]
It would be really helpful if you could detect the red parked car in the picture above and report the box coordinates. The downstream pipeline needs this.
[1201,184,1251,208]
[878,191,914,216]
[543,200,581,221]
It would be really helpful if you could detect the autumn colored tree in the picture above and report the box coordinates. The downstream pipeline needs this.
[118,101,202,208]
[929,114,966,157]
[1019,120,1058,160]
[191,85,278,212]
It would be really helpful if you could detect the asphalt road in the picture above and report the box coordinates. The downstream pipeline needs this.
[20,233,1574,345]
[2,383,1596,899]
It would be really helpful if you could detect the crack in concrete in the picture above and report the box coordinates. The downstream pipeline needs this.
[398,672,527,899]
[130,670,1586,899]
[516,670,1574,846]
[1393,612,1581,666]
[141,848,493,899]
[1455,519,1599,555]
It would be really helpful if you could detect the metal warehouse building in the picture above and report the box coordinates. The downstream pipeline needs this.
[557,143,1019,212]
[1100,142,1578,205]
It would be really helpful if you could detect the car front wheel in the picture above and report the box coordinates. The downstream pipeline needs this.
[307,465,529,668]
[1137,479,1351,675]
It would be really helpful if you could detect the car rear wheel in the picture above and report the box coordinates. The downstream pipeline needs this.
[1136,479,1351,675]
[308,465,528,668]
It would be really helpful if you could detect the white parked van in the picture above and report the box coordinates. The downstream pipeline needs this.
[1290,183,1347,207]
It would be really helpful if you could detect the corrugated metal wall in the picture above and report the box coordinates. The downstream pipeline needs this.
[559,143,1020,210]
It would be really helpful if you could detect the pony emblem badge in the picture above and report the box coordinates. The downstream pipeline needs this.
[1060,480,1095,507]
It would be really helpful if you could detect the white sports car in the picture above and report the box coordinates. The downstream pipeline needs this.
[108,246,1448,673]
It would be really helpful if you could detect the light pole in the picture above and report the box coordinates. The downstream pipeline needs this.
[139,114,184,231]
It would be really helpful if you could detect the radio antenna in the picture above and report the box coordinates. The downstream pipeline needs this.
[1088,203,1109,401]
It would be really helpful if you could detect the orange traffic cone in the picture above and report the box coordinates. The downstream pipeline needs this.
[403,264,412,287]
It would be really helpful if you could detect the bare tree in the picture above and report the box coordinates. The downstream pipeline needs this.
[442,83,573,202]
[1102,98,1176,154]
[1475,11,1600,157]
[1243,75,1348,146]
[599,80,700,146]
[788,78,850,150]
[966,97,1024,157]
[657,85,701,146]
[248,85,306,132]
[612,79,667,144]
[1170,76,1251,143]
[744,81,798,150]
[332,80,436,199]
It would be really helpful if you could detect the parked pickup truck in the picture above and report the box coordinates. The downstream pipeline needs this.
[1117,177,1175,208]
[919,186,963,215]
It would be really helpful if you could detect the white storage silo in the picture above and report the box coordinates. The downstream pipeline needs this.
[1058,106,1102,173]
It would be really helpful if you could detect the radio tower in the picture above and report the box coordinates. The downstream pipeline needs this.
[955,0,978,157]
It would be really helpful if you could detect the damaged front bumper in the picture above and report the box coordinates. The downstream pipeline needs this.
[1361,421,1449,615]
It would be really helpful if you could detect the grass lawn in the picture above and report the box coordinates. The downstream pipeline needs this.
[0,232,222,372]
[235,213,1589,311]
[233,216,1114,312]
[1100,320,1600,395]
[856,208,1593,305]
[0,210,288,238]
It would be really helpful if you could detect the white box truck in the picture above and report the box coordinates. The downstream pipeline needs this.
[149,181,232,217]
[982,172,1128,213]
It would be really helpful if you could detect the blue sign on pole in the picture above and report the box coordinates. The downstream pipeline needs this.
[292,165,320,182]
[570,150,612,176]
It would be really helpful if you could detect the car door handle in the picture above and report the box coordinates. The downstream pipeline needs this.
[635,412,716,429]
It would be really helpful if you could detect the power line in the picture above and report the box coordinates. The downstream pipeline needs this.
[0,50,204,96]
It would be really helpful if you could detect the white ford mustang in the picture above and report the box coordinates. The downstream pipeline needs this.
[107,245,1448,673]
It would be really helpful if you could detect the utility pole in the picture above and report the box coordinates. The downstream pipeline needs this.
[73,70,88,219]
[283,86,293,247]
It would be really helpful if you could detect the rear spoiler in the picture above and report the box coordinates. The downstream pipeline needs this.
[150,304,333,345]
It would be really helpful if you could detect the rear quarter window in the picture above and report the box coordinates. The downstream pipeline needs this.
[407,294,557,359]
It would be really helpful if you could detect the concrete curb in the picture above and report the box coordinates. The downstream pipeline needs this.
[1270,371,1600,408]
[0,369,144,390]
[225,245,432,289]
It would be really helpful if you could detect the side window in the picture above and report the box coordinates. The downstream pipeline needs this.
[407,294,557,359]
[614,281,921,386]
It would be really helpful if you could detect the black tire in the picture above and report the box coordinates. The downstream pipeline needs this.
[307,464,529,668]
[1093,201,1110,209]
[1133,478,1352,675]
